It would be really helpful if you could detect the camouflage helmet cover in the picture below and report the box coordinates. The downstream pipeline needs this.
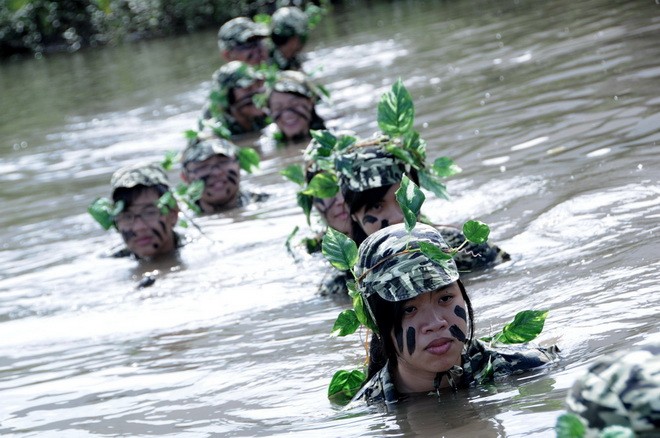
[182,137,239,167]
[566,343,660,434]
[355,223,459,304]
[270,70,322,101]
[271,6,309,39]
[335,137,407,194]
[218,17,269,51]
[212,61,261,91]
[111,162,170,195]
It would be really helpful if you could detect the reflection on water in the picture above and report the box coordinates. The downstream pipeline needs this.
[1,0,659,435]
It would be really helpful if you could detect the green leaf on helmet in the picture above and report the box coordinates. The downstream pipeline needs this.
[462,220,490,244]
[281,164,306,186]
[310,129,338,152]
[322,228,358,272]
[419,241,454,262]
[395,174,425,233]
[303,172,338,198]
[237,147,260,173]
[331,309,360,337]
[377,78,415,137]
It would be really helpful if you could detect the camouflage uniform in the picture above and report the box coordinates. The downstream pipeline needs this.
[202,61,268,136]
[566,343,660,436]
[181,137,268,211]
[350,224,558,407]
[337,144,509,273]
[108,163,184,258]
[269,7,309,70]
[217,17,269,53]
[352,339,560,406]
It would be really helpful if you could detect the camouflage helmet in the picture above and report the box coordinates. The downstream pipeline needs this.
[335,135,408,194]
[271,7,309,39]
[218,17,269,52]
[111,162,170,195]
[213,61,261,91]
[355,223,459,305]
[566,343,660,435]
[302,129,357,177]
[181,137,239,168]
[269,70,322,101]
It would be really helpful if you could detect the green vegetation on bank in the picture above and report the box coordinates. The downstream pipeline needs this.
[0,0,330,57]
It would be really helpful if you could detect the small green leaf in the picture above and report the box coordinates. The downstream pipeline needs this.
[88,197,117,230]
[303,172,338,198]
[418,170,450,199]
[419,241,454,262]
[385,142,416,166]
[297,192,313,225]
[377,78,415,137]
[331,309,360,336]
[327,369,366,404]
[184,129,198,140]
[237,147,260,173]
[395,175,425,233]
[186,180,204,203]
[310,129,337,152]
[433,157,462,177]
[462,220,490,244]
[336,134,357,151]
[157,192,176,215]
[178,219,189,228]
[161,150,178,171]
[555,413,586,438]
[600,425,635,438]
[322,228,358,271]
[253,13,271,24]
[492,310,549,344]
[281,164,305,186]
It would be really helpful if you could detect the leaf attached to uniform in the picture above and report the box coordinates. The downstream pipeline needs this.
[463,220,490,244]
[331,309,360,337]
[237,147,260,173]
[395,174,425,233]
[322,228,358,272]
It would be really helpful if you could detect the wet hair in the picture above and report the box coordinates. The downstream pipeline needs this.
[343,169,419,246]
[112,184,169,210]
[365,280,474,380]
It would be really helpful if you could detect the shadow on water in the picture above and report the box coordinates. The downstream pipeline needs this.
[0,0,659,435]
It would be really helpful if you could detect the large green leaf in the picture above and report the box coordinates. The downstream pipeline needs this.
[377,79,415,137]
[310,129,337,152]
[418,171,450,200]
[555,413,586,438]
[432,157,462,178]
[493,310,549,344]
[395,175,425,233]
[237,147,260,173]
[327,369,366,404]
[281,164,305,186]
[303,172,338,198]
[322,228,358,271]
[462,220,490,244]
[88,198,120,230]
[331,309,360,337]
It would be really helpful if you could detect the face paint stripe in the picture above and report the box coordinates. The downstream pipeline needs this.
[362,215,378,225]
[406,327,416,355]
[380,219,389,229]
[454,305,467,322]
[395,325,404,353]
[449,325,466,342]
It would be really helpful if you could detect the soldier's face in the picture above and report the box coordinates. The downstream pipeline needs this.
[185,155,241,208]
[352,183,404,236]
[314,191,351,235]
[269,92,313,140]
[114,189,178,259]
[231,81,266,119]
[226,39,268,65]
[392,283,467,387]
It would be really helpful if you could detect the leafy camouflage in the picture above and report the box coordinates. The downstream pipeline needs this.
[110,162,170,193]
[271,7,309,39]
[352,339,559,406]
[212,61,261,93]
[181,137,239,166]
[335,137,408,193]
[217,17,269,51]
[566,343,660,435]
[355,223,459,304]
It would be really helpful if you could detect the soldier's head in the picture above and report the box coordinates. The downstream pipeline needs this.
[212,61,266,122]
[356,223,473,382]
[271,7,309,59]
[267,70,325,142]
[111,163,179,259]
[336,137,419,245]
[566,344,660,435]
[218,17,269,65]
[181,136,242,213]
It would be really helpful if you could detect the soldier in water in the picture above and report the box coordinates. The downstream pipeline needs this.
[269,6,309,71]
[217,17,270,66]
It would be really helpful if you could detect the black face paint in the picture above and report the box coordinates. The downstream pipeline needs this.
[121,230,136,242]
[454,305,467,322]
[449,325,467,342]
[394,324,404,353]
[406,327,416,355]
[380,219,390,229]
[226,170,239,186]
[362,215,378,225]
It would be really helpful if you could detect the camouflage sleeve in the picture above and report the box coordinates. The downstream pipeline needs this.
[350,362,399,407]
